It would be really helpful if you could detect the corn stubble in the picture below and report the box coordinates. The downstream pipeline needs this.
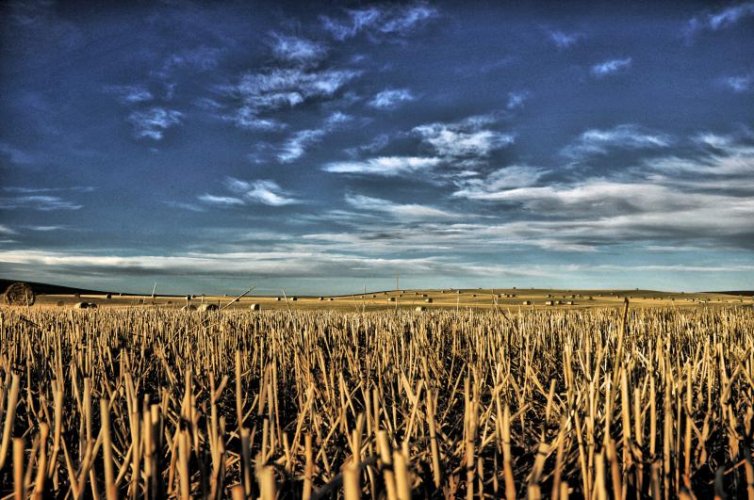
[0,304,753,498]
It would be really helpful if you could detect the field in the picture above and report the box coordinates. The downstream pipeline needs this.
[1,290,754,498]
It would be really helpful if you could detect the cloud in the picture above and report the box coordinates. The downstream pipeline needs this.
[0,225,17,235]
[368,88,415,109]
[276,112,352,162]
[323,156,441,176]
[105,85,154,104]
[453,166,546,199]
[244,180,299,206]
[590,58,632,78]
[0,142,35,165]
[321,3,438,41]
[0,195,82,211]
[278,129,326,162]
[270,33,327,64]
[197,194,245,206]
[562,124,672,159]
[413,116,514,158]
[506,91,530,110]
[2,186,94,194]
[213,177,300,206]
[223,68,360,131]
[686,2,754,37]
[345,194,458,220]
[721,74,752,93]
[127,107,183,140]
[548,30,581,49]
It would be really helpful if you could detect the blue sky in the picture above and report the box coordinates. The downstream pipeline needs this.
[0,1,753,295]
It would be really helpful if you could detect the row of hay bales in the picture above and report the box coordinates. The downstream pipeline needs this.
[180,303,264,312]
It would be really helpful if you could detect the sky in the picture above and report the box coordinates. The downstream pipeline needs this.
[0,1,753,295]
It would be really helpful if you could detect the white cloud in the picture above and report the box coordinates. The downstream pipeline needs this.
[270,33,327,64]
[563,124,672,158]
[224,68,360,131]
[506,91,530,110]
[0,225,17,235]
[413,115,514,158]
[368,88,415,109]
[590,58,632,78]
[197,194,245,206]
[721,74,752,93]
[453,166,546,198]
[105,85,154,104]
[548,30,581,49]
[219,177,299,206]
[323,156,441,176]
[278,129,326,162]
[245,180,299,206]
[0,195,82,211]
[128,107,183,140]
[321,4,438,41]
[345,194,458,220]
[687,2,754,36]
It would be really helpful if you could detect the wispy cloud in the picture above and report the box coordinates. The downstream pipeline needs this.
[506,91,530,110]
[105,84,154,104]
[0,225,17,235]
[222,68,360,131]
[562,124,672,159]
[345,194,458,220]
[197,194,245,207]
[720,74,752,93]
[203,177,300,207]
[413,115,514,158]
[368,88,415,109]
[686,2,754,37]
[269,33,327,64]
[277,112,351,162]
[321,3,438,41]
[453,166,546,199]
[590,57,632,78]
[323,156,441,176]
[0,195,82,211]
[548,30,581,49]
[128,107,183,140]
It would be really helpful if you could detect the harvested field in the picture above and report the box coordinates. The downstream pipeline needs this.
[0,304,753,498]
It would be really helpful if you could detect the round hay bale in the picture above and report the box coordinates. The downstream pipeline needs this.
[290,296,298,302]
[250,304,261,311]
[415,306,426,312]
[425,298,433,303]
[106,293,112,300]
[56,300,65,307]
[3,282,35,306]
[74,302,96,309]
[198,304,218,312]
[181,304,197,311]
[328,298,334,301]
[276,297,281,301]
[388,297,396,303]
[318,297,324,301]
[522,300,532,305]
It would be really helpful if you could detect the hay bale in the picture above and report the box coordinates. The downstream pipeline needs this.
[388,297,396,303]
[328,298,334,301]
[106,293,112,300]
[181,304,197,311]
[290,297,298,302]
[250,304,261,311]
[198,304,218,312]
[276,297,281,301]
[3,282,35,306]
[522,300,532,305]
[56,300,65,307]
[415,306,426,312]
[545,300,554,306]
[425,298,433,303]
[74,302,96,309]
[318,297,324,301]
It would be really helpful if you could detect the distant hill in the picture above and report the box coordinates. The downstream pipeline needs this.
[0,279,112,296]
[710,290,754,297]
